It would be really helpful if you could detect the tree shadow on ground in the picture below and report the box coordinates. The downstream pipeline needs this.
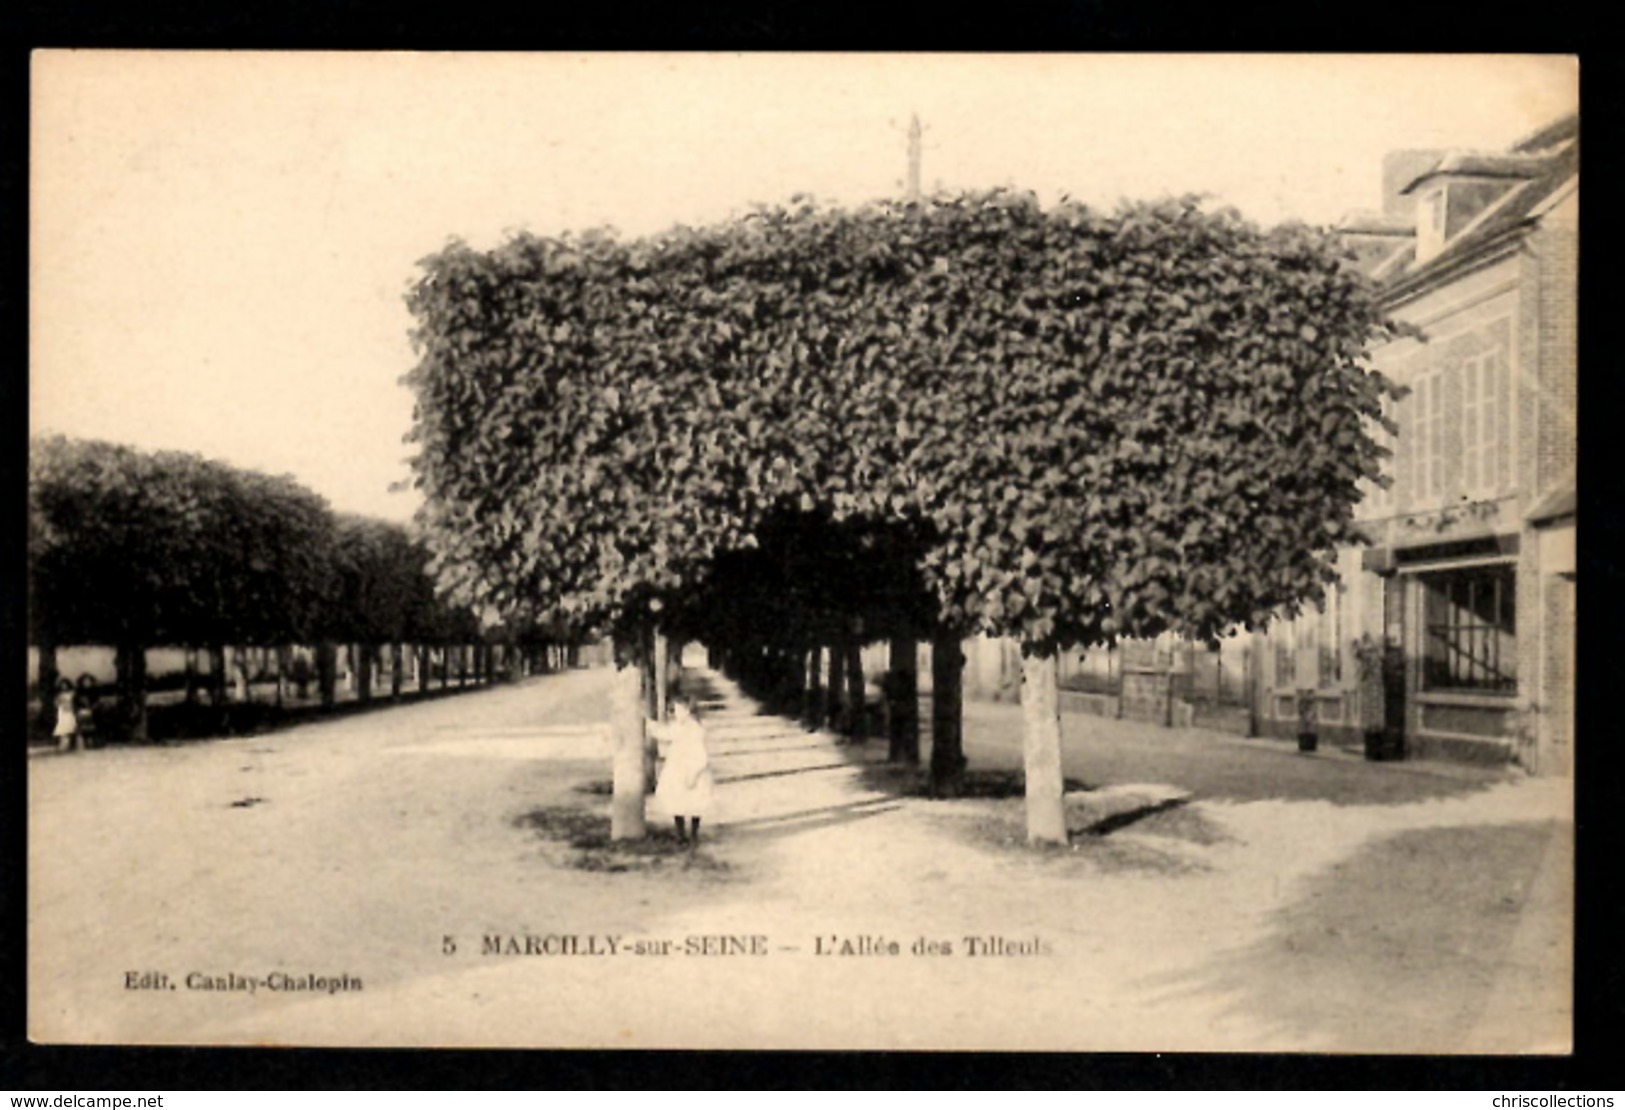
[858,765,1093,800]
[1137,821,1558,1052]
[719,797,903,841]
[513,804,736,877]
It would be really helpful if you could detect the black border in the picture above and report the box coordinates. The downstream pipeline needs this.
[4,5,1618,1091]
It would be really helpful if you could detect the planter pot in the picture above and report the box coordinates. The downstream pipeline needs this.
[1364,728,1405,762]
[1297,732,1318,754]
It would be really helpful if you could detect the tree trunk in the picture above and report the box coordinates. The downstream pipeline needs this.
[275,645,289,708]
[317,642,337,708]
[458,645,468,687]
[1020,648,1068,845]
[233,646,251,704]
[669,637,683,695]
[38,641,59,732]
[390,643,404,699]
[653,628,670,722]
[208,643,228,707]
[929,631,966,797]
[183,647,199,705]
[610,638,649,841]
[845,638,868,742]
[116,641,148,743]
[887,636,919,764]
[640,637,662,797]
[805,645,825,728]
[359,643,376,704]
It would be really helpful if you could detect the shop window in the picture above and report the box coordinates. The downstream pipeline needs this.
[1318,582,1344,687]
[1421,565,1517,693]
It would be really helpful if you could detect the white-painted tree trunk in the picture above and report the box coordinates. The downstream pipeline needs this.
[610,648,648,841]
[1020,649,1068,845]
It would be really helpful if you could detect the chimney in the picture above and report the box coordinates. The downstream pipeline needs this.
[1381,149,1444,220]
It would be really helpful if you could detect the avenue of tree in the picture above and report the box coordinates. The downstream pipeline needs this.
[404,189,1403,843]
[28,436,555,741]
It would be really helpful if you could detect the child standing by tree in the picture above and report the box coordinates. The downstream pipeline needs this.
[53,679,81,753]
[651,697,715,848]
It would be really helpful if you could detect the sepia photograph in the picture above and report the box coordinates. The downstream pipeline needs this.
[26,51,1578,1054]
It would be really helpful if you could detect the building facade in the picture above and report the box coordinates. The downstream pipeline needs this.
[1250,115,1578,771]
[953,115,1578,775]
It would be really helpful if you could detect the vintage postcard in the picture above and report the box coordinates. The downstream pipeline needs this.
[28,52,1577,1052]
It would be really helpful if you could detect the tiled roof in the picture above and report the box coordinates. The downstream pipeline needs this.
[1511,113,1580,154]
[1398,152,1547,194]
[1337,210,1414,236]
[1382,119,1577,298]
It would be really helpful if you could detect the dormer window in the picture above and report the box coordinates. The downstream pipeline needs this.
[1401,152,1543,266]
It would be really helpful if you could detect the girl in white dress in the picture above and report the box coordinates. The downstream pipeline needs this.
[652,698,715,848]
[53,680,80,752]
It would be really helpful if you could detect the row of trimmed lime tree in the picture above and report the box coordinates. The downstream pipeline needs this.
[27,436,557,741]
[403,189,1402,844]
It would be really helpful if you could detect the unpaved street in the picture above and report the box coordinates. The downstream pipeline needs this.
[29,666,1571,1052]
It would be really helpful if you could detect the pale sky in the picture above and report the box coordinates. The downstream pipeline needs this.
[30,52,1578,523]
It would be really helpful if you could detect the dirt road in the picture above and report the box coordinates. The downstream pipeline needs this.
[28,666,1571,1052]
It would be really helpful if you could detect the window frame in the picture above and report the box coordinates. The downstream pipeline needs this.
[1418,563,1518,695]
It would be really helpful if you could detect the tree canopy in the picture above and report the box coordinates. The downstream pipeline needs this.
[28,436,485,650]
[404,190,1401,654]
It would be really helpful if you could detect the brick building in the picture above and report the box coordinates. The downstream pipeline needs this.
[1252,113,1578,772]
[952,114,1577,775]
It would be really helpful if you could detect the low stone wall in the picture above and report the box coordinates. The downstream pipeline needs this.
[1188,701,1251,736]
[1058,689,1120,719]
[1120,669,1172,725]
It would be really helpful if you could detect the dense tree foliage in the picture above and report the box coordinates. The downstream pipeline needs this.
[29,436,504,738]
[404,190,1403,840]
[28,437,334,650]
[406,192,1398,644]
